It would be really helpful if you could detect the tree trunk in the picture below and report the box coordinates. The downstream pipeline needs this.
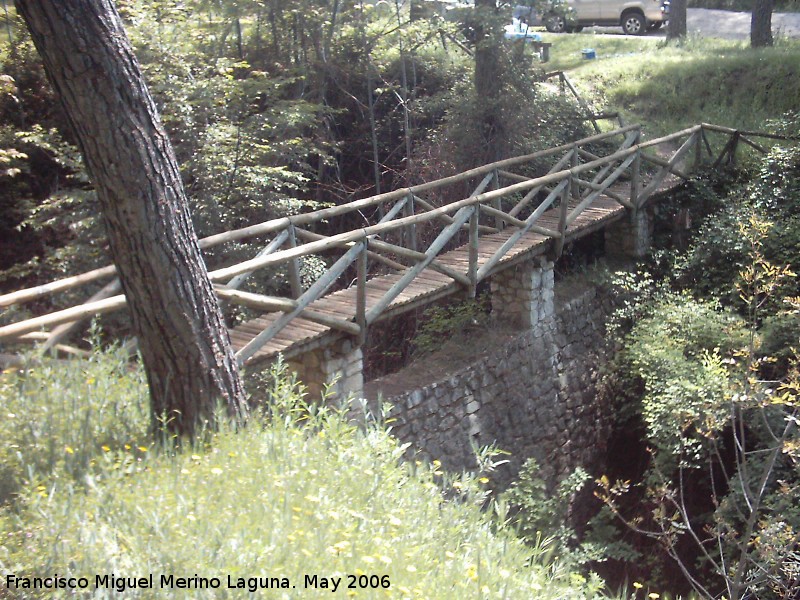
[751,0,774,47]
[474,0,506,163]
[17,0,248,439]
[667,0,687,39]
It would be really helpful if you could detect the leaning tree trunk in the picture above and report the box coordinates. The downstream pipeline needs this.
[667,0,687,39]
[751,0,774,47]
[17,0,248,439]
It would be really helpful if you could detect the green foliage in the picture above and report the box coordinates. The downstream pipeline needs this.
[618,295,747,468]
[0,351,606,599]
[678,140,800,315]
[758,311,800,374]
[504,459,589,547]
[603,216,800,598]
[503,459,640,570]
[411,294,490,356]
[415,69,588,178]
[0,343,149,506]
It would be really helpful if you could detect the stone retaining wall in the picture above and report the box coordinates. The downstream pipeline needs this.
[364,275,618,487]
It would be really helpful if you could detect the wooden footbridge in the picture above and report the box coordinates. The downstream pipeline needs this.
[0,123,787,386]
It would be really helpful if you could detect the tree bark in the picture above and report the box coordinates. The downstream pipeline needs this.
[751,0,774,47]
[474,0,506,163]
[667,0,687,39]
[17,0,248,439]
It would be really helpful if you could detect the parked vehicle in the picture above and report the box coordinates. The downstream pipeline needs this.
[544,0,668,35]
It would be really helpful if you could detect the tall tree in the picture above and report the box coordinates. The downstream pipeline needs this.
[667,0,687,39]
[17,0,248,439]
[474,0,506,163]
[751,0,774,47]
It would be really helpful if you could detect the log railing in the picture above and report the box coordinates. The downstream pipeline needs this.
[0,123,792,365]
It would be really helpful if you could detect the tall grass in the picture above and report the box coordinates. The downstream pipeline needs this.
[0,344,149,506]
[538,34,800,138]
[0,351,606,599]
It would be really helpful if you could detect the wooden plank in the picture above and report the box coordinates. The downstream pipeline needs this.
[640,153,690,180]
[3,121,706,365]
[217,288,359,335]
[0,264,117,309]
[507,150,573,218]
[476,179,568,280]
[638,132,698,207]
[566,151,638,226]
[0,295,127,342]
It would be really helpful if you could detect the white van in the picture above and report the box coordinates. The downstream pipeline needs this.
[544,0,668,35]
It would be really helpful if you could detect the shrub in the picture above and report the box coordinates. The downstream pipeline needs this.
[411,294,490,356]
[616,295,748,468]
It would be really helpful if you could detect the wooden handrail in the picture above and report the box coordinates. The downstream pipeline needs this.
[1,122,793,353]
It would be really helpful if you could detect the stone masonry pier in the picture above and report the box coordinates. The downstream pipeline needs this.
[363,268,623,487]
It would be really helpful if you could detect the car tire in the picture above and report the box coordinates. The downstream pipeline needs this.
[545,14,568,33]
[621,12,645,35]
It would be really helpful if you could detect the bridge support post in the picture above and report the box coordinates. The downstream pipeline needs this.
[604,208,653,259]
[490,256,554,329]
[287,338,363,402]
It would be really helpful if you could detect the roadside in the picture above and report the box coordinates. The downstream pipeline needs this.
[579,8,800,39]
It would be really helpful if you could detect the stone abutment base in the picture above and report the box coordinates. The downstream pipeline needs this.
[287,337,363,403]
[490,256,555,328]
[604,208,653,258]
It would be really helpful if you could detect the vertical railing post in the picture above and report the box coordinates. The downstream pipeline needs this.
[570,144,580,201]
[356,242,367,347]
[404,192,417,253]
[287,223,302,299]
[554,154,572,258]
[491,168,503,230]
[631,127,642,211]
[468,205,479,298]
[693,129,702,172]
[730,131,740,166]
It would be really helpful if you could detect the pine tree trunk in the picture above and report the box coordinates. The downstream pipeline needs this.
[667,0,687,39]
[17,0,248,439]
[751,0,774,47]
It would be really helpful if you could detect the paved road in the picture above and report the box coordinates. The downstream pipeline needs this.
[585,8,800,39]
[687,7,800,39]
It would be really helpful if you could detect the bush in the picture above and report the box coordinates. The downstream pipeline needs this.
[617,295,748,467]
[678,140,800,310]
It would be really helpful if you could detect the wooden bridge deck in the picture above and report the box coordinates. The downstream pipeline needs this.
[230,196,626,364]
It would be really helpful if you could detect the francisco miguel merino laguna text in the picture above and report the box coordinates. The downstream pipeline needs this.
[5,573,297,593]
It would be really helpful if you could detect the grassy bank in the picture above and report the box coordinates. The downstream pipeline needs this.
[539,35,800,138]
[0,350,604,599]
